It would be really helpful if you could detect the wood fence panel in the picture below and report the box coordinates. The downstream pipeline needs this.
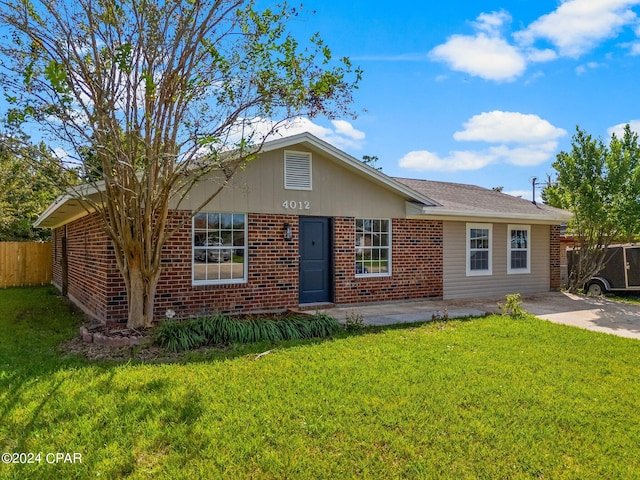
[0,242,52,288]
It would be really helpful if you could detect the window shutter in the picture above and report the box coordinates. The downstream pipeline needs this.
[284,151,312,190]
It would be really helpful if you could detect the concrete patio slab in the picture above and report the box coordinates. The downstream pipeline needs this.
[312,292,640,339]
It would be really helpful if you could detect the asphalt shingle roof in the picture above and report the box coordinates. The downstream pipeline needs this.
[394,177,571,221]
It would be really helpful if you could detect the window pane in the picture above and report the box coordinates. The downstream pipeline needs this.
[233,231,245,245]
[194,213,246,283]
[219,230,232,244]
[194,213,207,229]
[220,213,232,229]
[232,214,245,228]
[470,229,489,249]
[470,251,488,271]
[511,251,528,269]
[194,232,206,247]
[511,230,528,249]
[355,219,391,276]
[207,213,220,229]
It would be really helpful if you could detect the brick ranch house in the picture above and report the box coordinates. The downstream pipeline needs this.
[36,133,571,323]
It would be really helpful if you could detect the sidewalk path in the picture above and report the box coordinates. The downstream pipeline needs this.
[320,292,640,339]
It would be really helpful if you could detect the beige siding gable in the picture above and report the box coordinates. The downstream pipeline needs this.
[176,146,408,218]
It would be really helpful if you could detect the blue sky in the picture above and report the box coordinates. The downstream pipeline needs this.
[276,0,640,200]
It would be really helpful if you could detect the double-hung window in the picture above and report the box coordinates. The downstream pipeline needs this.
[466,223,492,276]
[355,219,391,276]
[508,225,531,274]
[193,213,247,284]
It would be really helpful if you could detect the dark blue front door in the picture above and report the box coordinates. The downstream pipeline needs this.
[299,217,332,303]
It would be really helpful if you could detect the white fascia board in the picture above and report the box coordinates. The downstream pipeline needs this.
[34,193,74,227]
[35,182,104,228]
[409,206,572,224]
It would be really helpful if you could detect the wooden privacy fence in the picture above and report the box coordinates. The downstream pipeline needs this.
[0,242,52,288]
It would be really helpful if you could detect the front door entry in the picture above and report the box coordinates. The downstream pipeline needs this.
[299,217,332,304]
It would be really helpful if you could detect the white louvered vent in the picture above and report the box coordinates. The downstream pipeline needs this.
[284,151,312,190]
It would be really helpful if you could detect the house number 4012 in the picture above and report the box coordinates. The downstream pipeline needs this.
[282,200,311,210]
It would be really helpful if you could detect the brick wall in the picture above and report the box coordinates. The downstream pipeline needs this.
[54,212,445,323]
[149,212,299,321]
[52,214,113,322]
[550,224,561,290]
[51,226,63,288]
[334,217,443,303]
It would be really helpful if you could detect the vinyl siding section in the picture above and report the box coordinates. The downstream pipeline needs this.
[175,147,408,219]
[443,221,550,299]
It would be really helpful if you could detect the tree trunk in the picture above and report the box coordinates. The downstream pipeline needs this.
[126,264,160,329]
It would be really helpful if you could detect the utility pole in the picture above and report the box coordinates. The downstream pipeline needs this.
[531,177,538,205]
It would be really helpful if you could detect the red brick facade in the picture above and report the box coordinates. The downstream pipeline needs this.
[52,212,444,323]
[334,217,443,303]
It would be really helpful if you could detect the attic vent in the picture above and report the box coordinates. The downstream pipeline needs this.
[284,150,312,190]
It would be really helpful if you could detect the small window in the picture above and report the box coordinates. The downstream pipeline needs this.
[466,223,492,276]
[193,212,247,284]
[508,225,531,274]
[284,150,312,190]
[356,219,391,277]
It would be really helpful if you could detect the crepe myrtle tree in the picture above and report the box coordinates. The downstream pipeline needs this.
[0,0,361,328]
[543,125,640,293]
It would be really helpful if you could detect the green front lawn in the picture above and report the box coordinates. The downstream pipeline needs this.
[1,286,639,479]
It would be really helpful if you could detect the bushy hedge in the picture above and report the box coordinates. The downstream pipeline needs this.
[155,312,340,352]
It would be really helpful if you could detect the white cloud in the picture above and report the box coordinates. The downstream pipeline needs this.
[514,0,640,57]
[575,61,604,75]
[524,48,558,63]
[430,32,526,82]
[398,150,496,172]
[628,41,640,55]
[331,120,366,141]
[488,142,560,167]
[453,111,567,143]
[399,111,566,172]
[607,119,640,137]
[472,10,512,36]
[430,2,640,82]
[228,116,366,151]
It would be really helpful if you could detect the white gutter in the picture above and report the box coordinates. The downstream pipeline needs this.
[410,205,572,223]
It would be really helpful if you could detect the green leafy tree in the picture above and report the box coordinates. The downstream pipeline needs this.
[0,0,361,328]
[0,136,70,241]
[544,125,640,292]
[361,155,382,171]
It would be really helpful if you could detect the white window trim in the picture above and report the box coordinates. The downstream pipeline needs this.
[284,150,312,191]
[507,224,531,275]
[466,223,492,277]
[192,213,248,286]
[355,218,392,278]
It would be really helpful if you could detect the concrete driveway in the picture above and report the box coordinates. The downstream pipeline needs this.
[521,292,640,339]
[325,292,640,339]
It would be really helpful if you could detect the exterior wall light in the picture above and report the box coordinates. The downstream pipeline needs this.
[284,223,293,241]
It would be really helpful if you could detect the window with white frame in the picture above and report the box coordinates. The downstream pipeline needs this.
[466,223,492,276]
[508,225,531,274]
[193,212,247,284]
[355,219,391,276]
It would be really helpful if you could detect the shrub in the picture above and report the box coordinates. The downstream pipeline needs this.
[498,293,527,318]
[345,311,365,331]
[155,312,340,352]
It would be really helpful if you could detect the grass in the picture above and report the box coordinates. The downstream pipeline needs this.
[605,292,640,304]
[1,286,640,479]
